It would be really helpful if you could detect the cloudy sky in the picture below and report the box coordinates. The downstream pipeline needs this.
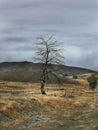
[0,0,98,70]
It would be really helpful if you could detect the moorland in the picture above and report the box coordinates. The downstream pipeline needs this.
[0,62,98,130]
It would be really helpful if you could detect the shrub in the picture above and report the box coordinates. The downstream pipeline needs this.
[87,74,97,89]
[73,75,78,79]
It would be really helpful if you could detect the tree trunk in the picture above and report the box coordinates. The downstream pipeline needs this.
[41,80,46,95]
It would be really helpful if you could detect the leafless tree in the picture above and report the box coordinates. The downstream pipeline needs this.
[34,36,65,95]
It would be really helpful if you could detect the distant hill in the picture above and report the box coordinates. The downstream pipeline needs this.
[0,61,96,75]
[0,61,97,83]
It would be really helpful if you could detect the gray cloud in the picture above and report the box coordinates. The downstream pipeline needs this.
[0,0,98,70]
[1,0,97,10]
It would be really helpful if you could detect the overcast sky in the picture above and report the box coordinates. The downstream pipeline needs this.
[0,0,98,70]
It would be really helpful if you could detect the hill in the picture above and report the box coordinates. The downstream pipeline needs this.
[0,61,96,75]
[0,61,96,82]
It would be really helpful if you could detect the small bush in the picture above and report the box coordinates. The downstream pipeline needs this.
[73,75,78,79]
[87,74,97,89]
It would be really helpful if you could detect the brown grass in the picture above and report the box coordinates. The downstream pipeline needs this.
[0,78,98,130]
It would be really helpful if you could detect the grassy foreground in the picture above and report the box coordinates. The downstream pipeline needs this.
[0,79,98,130]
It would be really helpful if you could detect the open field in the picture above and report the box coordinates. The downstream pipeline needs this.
[0,78,98,130]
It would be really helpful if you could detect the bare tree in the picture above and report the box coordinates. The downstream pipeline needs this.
[34,36,65,95]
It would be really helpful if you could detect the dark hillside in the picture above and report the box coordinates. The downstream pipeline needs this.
[0,61,96,75]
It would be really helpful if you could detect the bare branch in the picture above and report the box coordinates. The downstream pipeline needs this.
[33,36,65,94]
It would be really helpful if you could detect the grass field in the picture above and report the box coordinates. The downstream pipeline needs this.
[0,69,80,85]
[0,76,98,130]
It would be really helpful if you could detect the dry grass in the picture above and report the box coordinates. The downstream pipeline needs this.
[0,78,98,130]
